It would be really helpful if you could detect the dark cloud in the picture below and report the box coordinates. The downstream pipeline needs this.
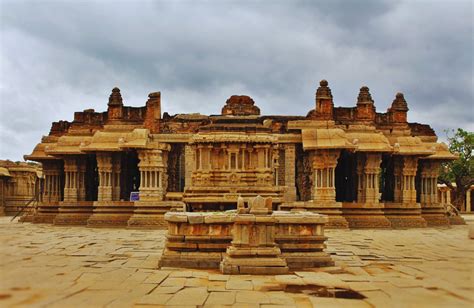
[0,0,472,160]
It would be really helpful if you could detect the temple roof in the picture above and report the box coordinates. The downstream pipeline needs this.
[422,142,458,160]
[301,128,355,150]
[345,131,392,152]
[0,167,11,177]
[392,136,434,156]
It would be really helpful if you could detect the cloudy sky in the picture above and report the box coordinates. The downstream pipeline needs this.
[0,0,472,161]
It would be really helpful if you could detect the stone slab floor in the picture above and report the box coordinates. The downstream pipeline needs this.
[0,217,473,308]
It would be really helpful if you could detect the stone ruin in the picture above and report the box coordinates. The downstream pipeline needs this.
[159,196,333,274]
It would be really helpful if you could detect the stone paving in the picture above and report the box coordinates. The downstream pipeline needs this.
[0,217,473,307]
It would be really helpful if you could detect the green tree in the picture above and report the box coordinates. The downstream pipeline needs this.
[439,128,473,211]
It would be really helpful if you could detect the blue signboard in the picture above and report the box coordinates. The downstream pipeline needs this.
[130,192,140,201]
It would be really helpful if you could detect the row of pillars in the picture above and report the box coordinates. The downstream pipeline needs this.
[42,149,167,203]
[312,150,440,206]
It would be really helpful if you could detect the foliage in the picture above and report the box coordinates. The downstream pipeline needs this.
[439,128,474,210]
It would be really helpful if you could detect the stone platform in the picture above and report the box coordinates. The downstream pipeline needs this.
[0,217,472,307]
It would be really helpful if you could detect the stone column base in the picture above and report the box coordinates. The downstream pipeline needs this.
[32,202,60,224]
[279,201,349,229]
[384,202,427,228]
[281,251,334,269]
[421,205,450,227]
[127,201,185,229]
[341,203,391,229]
[53,201,94,226]
[87,201,134,228]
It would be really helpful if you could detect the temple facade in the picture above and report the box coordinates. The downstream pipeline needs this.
[25,80,460,228]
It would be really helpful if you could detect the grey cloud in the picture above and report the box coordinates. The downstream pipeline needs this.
[0,0,472,161]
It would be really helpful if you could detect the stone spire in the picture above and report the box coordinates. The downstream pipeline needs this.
[388,92,409,123]
[108,87,123,107]
[144,92,161,133]
[355,86,376,121]
[314,79,334,120]
[107,87,123,120]
[391,92,408,111]
[357,86,374,105]
[316,79,333,100]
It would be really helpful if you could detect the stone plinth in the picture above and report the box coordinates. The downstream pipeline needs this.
[127,201,185,229]
[87,201,135,228]
[383,202,427,228]
[159,212,233,268]
[32,202,60,224]
[341,202,391,229]
[273,211,334,268]
[53,201,94,225]
[220,213,289,275]
[159,207,332,273]
[421,204,450,227]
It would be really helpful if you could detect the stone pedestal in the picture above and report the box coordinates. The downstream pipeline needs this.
[87,201,135,228]
[32,201,60,224]
[280,201,348,228]
[342,202,391,228]
[274,211,334,268]
[384,202,426,228]
[54,201,94,225]
[159,212,233,268]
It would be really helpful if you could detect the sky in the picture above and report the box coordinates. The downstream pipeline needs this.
[0,0,472,161]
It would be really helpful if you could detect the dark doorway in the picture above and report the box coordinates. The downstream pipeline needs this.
[85,154,99,201]
[380,154,395,202]
[335,150,357,202]
[167,144,185,192]
[120,151,140,200]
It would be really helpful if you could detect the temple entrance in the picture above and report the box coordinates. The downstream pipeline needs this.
[380,154,395,202]
[85,154,99,201]
[167,144,185,193]
[120,151,140,201]
[335,150,357,202]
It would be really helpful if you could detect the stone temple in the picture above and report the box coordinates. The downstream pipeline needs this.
[25,80,458,229]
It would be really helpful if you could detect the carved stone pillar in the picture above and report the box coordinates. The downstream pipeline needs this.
[184,144,194,189]
[111,154,121,201]
[42,161,62,203]
[419,160,449,226]
[138,149,168,201]
[63,157,78,202]
[393,156,418,204]
[283,144,297,201]
[420,160,439,206]
[362,153,382,204]
[97,153,113,201]
[77,158,87,201]
[311,150,339,203]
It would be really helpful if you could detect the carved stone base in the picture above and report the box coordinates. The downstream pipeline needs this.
[342,203,391,229]
[32,202,59,224]
[282,252,334,269]
[159,250,223,269]
[87,201,134,228]
[421,205,450,227]
[127,201,185,229]
[448,216,466,225]
[53,202,94,226]
[384,202,427,228]
[220,246,289,275]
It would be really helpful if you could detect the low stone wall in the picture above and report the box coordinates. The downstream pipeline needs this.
[159,210,333,271]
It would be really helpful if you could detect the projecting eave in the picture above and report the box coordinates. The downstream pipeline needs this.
[421,142,458,160]
[301,128,355,151]
[345,131,393,153]
[391,136,435,156]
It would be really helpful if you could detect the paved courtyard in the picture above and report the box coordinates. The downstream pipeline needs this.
[0,217,473,307]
